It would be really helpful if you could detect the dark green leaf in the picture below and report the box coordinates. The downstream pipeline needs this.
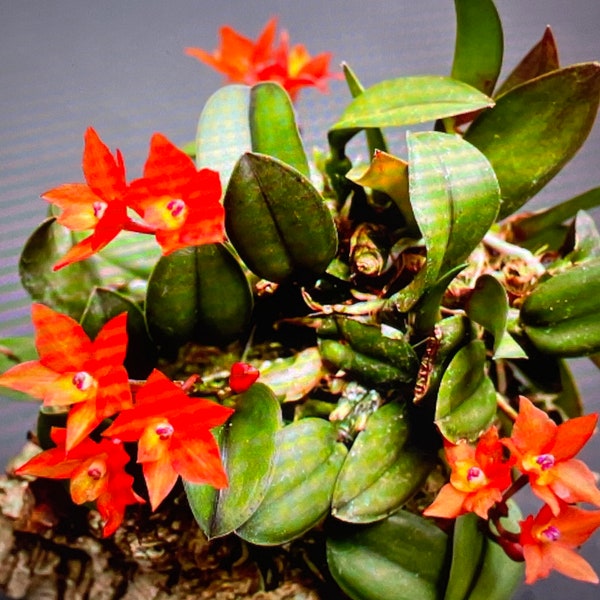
[236,419,346,545]
[452,0,503,95]
[466,63,600,219]
[19,218,100,320]
[327,511,448,600]
[435,340,497,442]
[145,243,253,356]
[185,383,281,539]
[225,153,338,283]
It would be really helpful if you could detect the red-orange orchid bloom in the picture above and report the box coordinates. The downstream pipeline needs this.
[185,17,340,102]
[15,428,144,537]
[126,133,225,255]
[42,127,140,270]
[102,369,234,510]
[502,396,600,515]
[0,304,132,451]
[520,502,600,584]
[423,426,513,520]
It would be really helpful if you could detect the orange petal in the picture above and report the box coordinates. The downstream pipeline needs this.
[42,183,104,230]
[523,543,549,584]
[142,133,196,185]
[552,459,600,507]
[91,312,129,368]
[511,396,556,455]
[549,544,599,584]
[66,401,103,451]
[169,433,228,489]
[422,483,467,519]
[552,413,598,461]
[142,455,179,511]
[82,127,126,200]
[0,360,59,400]
[32,304,92,372]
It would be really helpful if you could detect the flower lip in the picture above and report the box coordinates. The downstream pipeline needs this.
[72,371,95,391]
[167,198,186,218]
[467,466,484,483]
[541,525,561,542]
[535,453,555,470]
[155,422,175,440]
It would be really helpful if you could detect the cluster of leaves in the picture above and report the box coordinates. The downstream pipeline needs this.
[2,1,600,599]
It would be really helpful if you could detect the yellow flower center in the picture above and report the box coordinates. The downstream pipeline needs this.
[72,371,95,391]
[522,452,556,484]
[452,461,489,492]
[144,196,189,231]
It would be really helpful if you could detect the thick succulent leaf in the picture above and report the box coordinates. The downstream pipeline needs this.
[452,0,503,95]
[435,340,497,442]
[392,131,499,312]
[80,287,157,378]
[329,76,494,146]
[443,513,485,600]
[145,244,253,356]
[19,218,100,320]
[249,82,310,178]
[195,85,252,186]
[465,274,509,356]
[466,502,525,600]
[185,383,281,539]
[495,26,559,97]
[346,150,416,233]
[259,347,325,402]
[332,403,408,515]
[466,63,600,220]
[225,152,338,283]
[327,511,448,600]
[236,419,346,545]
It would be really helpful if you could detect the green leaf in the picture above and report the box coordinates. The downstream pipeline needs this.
[393,131,499,310]
[195,85,252,187]
[19,218,101,320]
[80,287,157,378]
[443,513,485,600]
[249,82,310,178]
[435,340,497,442]
[342,63,388,155]
[562,210,600,263]
[327,511,448,600]
[329,76,494,137]
[465,274,509,356]
[332,403,432,523]
[236,419,346,545]
[465,63,600,219]
[507,186,600,246]
[145,243,253,356]
[185,383,281,539]
[196,83,310,186]
[225,152,338,283]
[496,26,559,97]
[452,0,503,95]
[466,502,525,600]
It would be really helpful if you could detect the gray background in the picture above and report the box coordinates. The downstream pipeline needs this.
[1,1,599,598]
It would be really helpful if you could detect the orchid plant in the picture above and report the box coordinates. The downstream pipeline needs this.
[2,1,600,598]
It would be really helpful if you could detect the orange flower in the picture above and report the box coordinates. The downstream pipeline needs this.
[0,304,132,451]
[16,428,144,537]
[126,133,225,255]
[185,17,340,101]
[42,127,131,270]
[423,426,513,520]
[502,396,600,515]
[520,502,600,584]
[102,369,234,510]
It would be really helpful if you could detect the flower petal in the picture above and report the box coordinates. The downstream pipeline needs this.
[91,312,129,369]
[0,360,60,399]
[551,459,600,508]
[42,183,105,230]
[422,483,467,519]
[552,413,598,461]
[82,127,126,200]
[549,544,599,584]
[510,396,557,455]
[142,455,179,511]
